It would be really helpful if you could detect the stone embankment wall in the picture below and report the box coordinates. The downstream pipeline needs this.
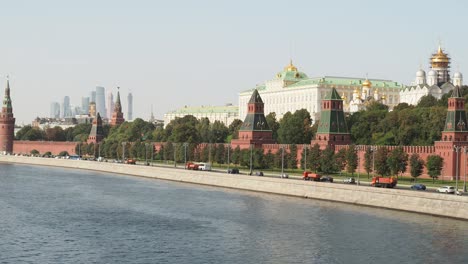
[1,155,467,220]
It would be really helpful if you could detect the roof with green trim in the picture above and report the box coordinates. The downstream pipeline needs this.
[167,105,238,115]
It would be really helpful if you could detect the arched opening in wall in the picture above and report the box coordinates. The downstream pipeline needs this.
[333,136,336,141]
[449,136,453,141]
[341,135,344,141]
[444,135,447,141]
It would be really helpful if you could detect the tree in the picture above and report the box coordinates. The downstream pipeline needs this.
[265,112,280,141]
[335,148,347,174]
[277,109,313,144]
[426,155,443,183]
[228,119,243,140]
[417,95,438,108]
[307,143,321,172]
[319,146,336,174]
[374,147,390,176]
[346,145,358,176]
[364,146,373,178]
[387,147,408,177]
[211,121,229,143]
[287,144,298,169]
[409,153,425,182]
[231,146,241,165]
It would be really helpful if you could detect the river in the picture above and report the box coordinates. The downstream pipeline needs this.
[0,163,467,264]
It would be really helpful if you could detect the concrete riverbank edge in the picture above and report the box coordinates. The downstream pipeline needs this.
[1,156,467,220]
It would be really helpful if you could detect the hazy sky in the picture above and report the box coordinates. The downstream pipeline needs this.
[1,0,467,124]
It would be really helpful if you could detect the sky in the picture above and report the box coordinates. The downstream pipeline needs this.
[1,0,467,124]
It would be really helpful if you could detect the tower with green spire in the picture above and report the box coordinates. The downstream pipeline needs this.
[87,112,104,144]
[231,89,275,148]
[435,85,468,180]
[110,88,125,126]
[0,79,16,153]
[311,87,351,149]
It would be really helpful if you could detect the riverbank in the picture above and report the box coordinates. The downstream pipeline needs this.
[1,155,467,220]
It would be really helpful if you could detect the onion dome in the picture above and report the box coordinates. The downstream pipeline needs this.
[431,45,450,68]
[428,70,437,76]
[454,72,463,78]
[362,78,372,87]
[416,69,426,77]
[284,59,298,72]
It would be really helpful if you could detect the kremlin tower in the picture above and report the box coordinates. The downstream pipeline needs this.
[87,112,104,144]
[110,88,125,126]
[0,79,16,154]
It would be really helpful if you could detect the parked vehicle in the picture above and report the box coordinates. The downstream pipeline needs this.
[125,158,136,164]
[302,171,321,181]
[255,171,264,176]
[197,162,212,171]
[437,186,455,194]
[227,168,239,174]
[185,162,199,170]
[370,176,397,188]
[280,173,289,178]
[410,183,426,191]
[320,176,334,183]
[343,177,356,184]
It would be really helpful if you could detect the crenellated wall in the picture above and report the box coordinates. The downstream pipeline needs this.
[13,141,77,155]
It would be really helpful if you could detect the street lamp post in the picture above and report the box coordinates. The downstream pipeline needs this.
[281,146,285,176]
[173,143,177,168]
[249,144,253,175]
[98,143,101,159]
[303,144,307,170]
[122,142,126,162]
[371,146,376,178]
[357,146,361,186]
[227,144,230,171]
[454,145,461,193]
[183,143,188,167]
[145,143,149,165]
[464,146,468,193]
[150,144,154,166]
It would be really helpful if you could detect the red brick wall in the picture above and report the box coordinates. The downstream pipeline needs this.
[13,141,77,155]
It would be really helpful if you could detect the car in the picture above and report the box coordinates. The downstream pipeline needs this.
[437,186,455,194]
[227,168,239,174]
[280,173,289,178]
[411,183,426,191]
[343,177,356,184]
[255,171,264,176]
[320,176,334,183]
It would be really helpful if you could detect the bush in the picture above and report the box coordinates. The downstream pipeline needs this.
[30,149,40,156]
[58,151,69,157]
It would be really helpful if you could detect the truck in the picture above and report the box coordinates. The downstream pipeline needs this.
[185,162,199,170]
[302,171,321,181]
[371,176,397,188]
[197,162,212,171]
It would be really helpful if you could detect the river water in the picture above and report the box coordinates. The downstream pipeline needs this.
[0,163,467,264]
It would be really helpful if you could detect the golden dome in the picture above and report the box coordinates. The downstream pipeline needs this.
[284,59,298,72]
[353,88,359,93]
[362,78,372,87]
[431,45,450,66]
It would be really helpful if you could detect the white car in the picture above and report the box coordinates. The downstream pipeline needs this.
[437,186,455,194]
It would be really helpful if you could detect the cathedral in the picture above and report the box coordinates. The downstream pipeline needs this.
[399,45,463,105]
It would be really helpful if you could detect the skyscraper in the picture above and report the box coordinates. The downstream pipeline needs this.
[127,92,133,121]
[81,97,90,115]
[106,90,114,120]
[62,96,71,118]
[50,102,60,118]
[90,91,96,104]
[95,86,106,118]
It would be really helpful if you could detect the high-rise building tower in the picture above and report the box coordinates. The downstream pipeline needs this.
[110,88,125,126]
[90,91,96,103]
[81,97,90,115]
[95,86,106,119]
[62,96,71,118]
[127,92,133,121]
[106,90,114,120]
[50,102,60,118]
[89,102,96,118]
[0,79,16,154]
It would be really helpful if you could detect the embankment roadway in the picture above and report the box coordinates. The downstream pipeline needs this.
[1,155,467,220]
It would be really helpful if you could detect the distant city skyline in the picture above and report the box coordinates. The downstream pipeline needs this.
[1,0,467,124]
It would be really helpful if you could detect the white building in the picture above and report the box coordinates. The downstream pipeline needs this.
[400,46,463,105]
[239,61,403,122]
[164,104,239,127]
